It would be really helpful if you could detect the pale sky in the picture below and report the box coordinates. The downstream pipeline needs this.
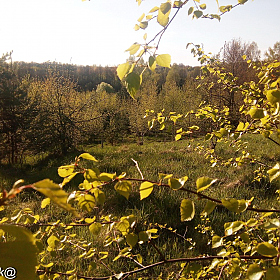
[0,0,279,66]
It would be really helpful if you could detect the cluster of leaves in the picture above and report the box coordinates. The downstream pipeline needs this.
[117,0,250,98]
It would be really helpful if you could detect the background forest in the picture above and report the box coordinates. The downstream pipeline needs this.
[1,39,279,165]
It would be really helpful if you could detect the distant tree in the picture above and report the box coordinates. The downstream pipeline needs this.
[0,53,30,164]
[159,78,202,139]
[96,82,114,94]
[128,78,158,144]
[165,63,189,88]
[27,71,96,154]
[90,88,130,146]
[264,41,280,61]
[220,38,260,82]
[199,39,261,126]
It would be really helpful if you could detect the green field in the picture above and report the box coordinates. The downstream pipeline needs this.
[1,134,280,279]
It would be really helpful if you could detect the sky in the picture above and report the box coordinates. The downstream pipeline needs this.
[0,0,279,67]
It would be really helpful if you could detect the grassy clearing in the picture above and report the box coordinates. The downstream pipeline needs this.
[1,134,280,278]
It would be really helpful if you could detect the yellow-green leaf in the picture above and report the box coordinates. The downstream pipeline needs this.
[78,194,95,212]
[126,43,141,55]
[137,13,145,22]
[33,179,78,216]
[257,242,278,257]
[137,254,143,264]
[125,72,141,98]
[117,62,131,80]
[157,9,169,26]
[193,10,203,18]
[148,56,156,71]
[79,153,98,162]
[84,168,100,182]
[169,176,188,190]
[61,172,79,187]
[201,200,216,217]
[139,21,148,29]
[47,235,60,249]
[248,107,265,119]
[219,5,232,13]
[212,235,223,248]
[168,178,181,190]
[180,199,195,222]
[266,267,280,279]
[126,233,138,247]
[267,89,280,104]
[58,165,75,178]
[179,176,188,186]
[149,6,159,13]
[98,172,116,182]
[199,3,206,9]
[196,177,217,192]
[99,251,108,260]
[221,198,249,214]
[224,221,244,236]
[41,197,51,209]
[140,181,154,200]
[175,134,182,141]
[156,54,171,68]
[117,217,130,235]
[188,6,194,15]
[114,181,132,200]
[0,225,38,280]
[0,224,36,243]
[89,223,102,235]
[174,1,183,7]
[93,188,105,205]
[138,231,149,243]
[246,264,263,280]
[240,232,250,243]
[160,1,172,14]
[268,163,280,182]
[246,218,258,227]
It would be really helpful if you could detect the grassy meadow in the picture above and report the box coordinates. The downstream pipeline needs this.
[1,134,280,278]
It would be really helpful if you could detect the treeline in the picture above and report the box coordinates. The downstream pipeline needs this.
[13,61,123,93]
[0,39,279,164]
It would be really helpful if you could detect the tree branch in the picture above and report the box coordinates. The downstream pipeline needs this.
[123,178,280,213]
[37,254,274,280]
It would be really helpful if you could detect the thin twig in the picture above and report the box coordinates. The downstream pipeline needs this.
[127,256,145,268]
[149,239,166,261]
[176,262,188,280]
[218,263,227,280]
[131,158,144,179]
[8,220,116,228]
[268,136,280,147]
[99,260,114,275]
[67,239,87,251]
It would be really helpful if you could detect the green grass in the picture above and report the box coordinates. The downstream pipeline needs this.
[1,134,280,278]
